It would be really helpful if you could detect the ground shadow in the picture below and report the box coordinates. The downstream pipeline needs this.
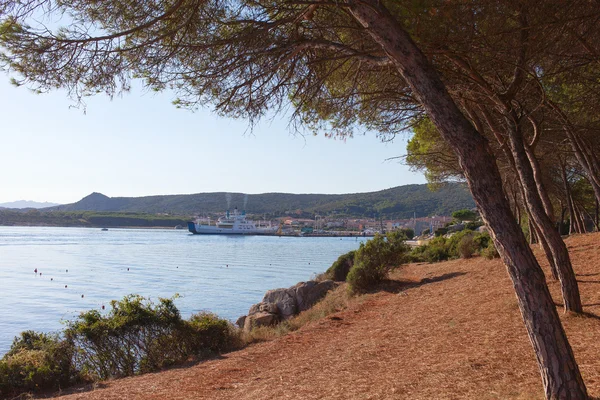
[577,273,600,277]
[576,280,600,284]
[368,272,467,294]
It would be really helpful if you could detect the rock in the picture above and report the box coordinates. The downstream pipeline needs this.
[248,303,261,315]
[235,315,246,329]
[259,302,278,314]
[262,288,298,319]
[295,280,336,312]
[244,312,277,331]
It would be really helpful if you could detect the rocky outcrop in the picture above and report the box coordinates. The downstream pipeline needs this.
[240,280,338,331]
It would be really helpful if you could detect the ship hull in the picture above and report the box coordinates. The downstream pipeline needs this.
[187,222,276,235]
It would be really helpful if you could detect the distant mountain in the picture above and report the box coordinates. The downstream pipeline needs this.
[0,200,61,209]
[50,184,475,219]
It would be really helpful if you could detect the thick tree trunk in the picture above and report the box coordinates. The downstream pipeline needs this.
[346,1,588,398]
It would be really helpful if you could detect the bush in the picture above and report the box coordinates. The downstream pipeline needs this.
[447,230,476,258]
[399,228,415,240]
[421,228,430,236]
[187,312,241,356]
[465,221,483,231]
[65,295,241,380]
[481,241,500,259]
[456,235,477,259]
[473,232,491,250]
[0,331,79,397]
[434,227,448,236]
[347,231,410,293]
[451,209,478,221]
[325,250,356,281]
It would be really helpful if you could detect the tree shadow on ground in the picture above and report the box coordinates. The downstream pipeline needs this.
[369,272,467,294]
[576,280,600,284]
[577,273,600,277]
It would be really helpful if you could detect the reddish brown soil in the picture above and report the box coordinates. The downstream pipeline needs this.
[56,233,600,399]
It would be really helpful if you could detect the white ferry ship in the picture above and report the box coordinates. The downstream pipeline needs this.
[187,208,277,235]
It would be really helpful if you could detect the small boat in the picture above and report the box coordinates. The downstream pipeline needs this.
[101,228,108,231]
[188,208,277,235]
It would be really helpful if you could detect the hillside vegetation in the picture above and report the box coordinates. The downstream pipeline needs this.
[0,210,187,228]
[49,183,474,219]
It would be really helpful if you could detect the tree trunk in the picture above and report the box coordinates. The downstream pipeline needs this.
[524,142,555,222]
[594,199,600,232]
[346,1,588,398]
[529,217,537,244]
[505,118,582,313]
[559,203,566,235]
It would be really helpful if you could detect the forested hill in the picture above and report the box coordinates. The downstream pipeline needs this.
[50,184,474,219]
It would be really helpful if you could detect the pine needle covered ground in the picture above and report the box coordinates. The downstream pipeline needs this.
[54,233,600,399]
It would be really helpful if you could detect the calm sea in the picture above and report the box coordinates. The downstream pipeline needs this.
[0,226,365,355]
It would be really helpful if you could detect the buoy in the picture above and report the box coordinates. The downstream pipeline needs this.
[101,305,105,310]
[40,272,42,276]
[81,294,84,298]
[66,269,68,272]
[34,268,37,273]
[127,268,130,271]
[65,285,68,288]
[50,278,53,281]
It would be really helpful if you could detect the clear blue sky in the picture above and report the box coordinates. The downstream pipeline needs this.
[0,77,425,204]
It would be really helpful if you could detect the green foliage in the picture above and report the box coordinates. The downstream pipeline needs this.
[65,295,239,380]
[446,230,476,258]
[410,236,449,263]
[0,296,242,396]
[434,227,448,236]
[465,221,483,230]
[187,312,241,357]
[421,228,430,236]
[406,117,462,188]
[347,231,410,293]
[399,228,415,240]
[451,209,478,221]
[409,231,493,262]
[0,331,79,397]
[325,250,356,281]
[481,240,500,260]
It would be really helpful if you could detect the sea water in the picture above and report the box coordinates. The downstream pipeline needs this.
[0,226,365,355]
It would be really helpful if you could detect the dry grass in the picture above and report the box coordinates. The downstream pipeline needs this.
[52,233,600,400]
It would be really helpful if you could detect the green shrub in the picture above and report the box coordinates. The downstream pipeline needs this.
[421,228,430,236]
[399,228,415,240]
[346,261,386,293]
[451,209,478,221]
[65,295,241,380]
[465,221,483,231]
[325,250,356,281]
[456,235,477,259]
[481,241,500,259]
[187,312,241,356]
[434,227,448,236]
[473,232,491,250]
[347,231,410,293]
[0,331,79,397]
[422,236,449,262]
